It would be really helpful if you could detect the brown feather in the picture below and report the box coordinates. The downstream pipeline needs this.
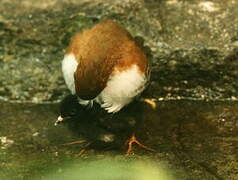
[66,20,148,100]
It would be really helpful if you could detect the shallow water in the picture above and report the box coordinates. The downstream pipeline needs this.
[0,100,237,179]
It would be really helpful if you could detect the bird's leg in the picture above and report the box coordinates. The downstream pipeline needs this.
[61,140,87,146]
[125,134,155,156]
[62,140,91,156]
[78,142,91,156]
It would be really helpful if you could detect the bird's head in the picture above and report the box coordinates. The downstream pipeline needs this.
[56,94,81,125]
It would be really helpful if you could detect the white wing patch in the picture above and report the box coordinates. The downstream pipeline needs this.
[96,65,148,113]
[62,54,93,107]
[62,54,78,94]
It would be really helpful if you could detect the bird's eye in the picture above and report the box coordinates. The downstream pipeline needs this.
[69,109,76,116]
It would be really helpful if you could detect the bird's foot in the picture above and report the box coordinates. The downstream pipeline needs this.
[142,98,157,110]
[78,142,91,156]
[125,134,155,156]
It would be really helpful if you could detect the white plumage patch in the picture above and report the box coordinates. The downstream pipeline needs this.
[62,55,148,113]
[62,54,92,106]
[62,54,78,94]
[96,65,148,113]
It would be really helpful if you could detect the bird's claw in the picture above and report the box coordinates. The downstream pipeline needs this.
[125,134,155,157]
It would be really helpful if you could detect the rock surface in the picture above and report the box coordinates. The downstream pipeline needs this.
[0,0,237,103]
[0,100,237,179]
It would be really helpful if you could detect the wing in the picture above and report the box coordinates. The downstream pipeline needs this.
[72,21,131,100]
[74,54,116,100]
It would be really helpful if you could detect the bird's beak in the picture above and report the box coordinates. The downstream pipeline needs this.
[54,115,64,126]
[58,115,64,121]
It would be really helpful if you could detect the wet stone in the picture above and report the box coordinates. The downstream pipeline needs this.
[0,0,237,103]
[0,100,238,179]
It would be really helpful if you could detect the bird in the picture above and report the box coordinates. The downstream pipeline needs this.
[56,20,154,155]
[56,94,119,150]
[56,94,139,151]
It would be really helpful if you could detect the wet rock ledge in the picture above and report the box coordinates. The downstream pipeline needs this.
[0,0,237,103]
